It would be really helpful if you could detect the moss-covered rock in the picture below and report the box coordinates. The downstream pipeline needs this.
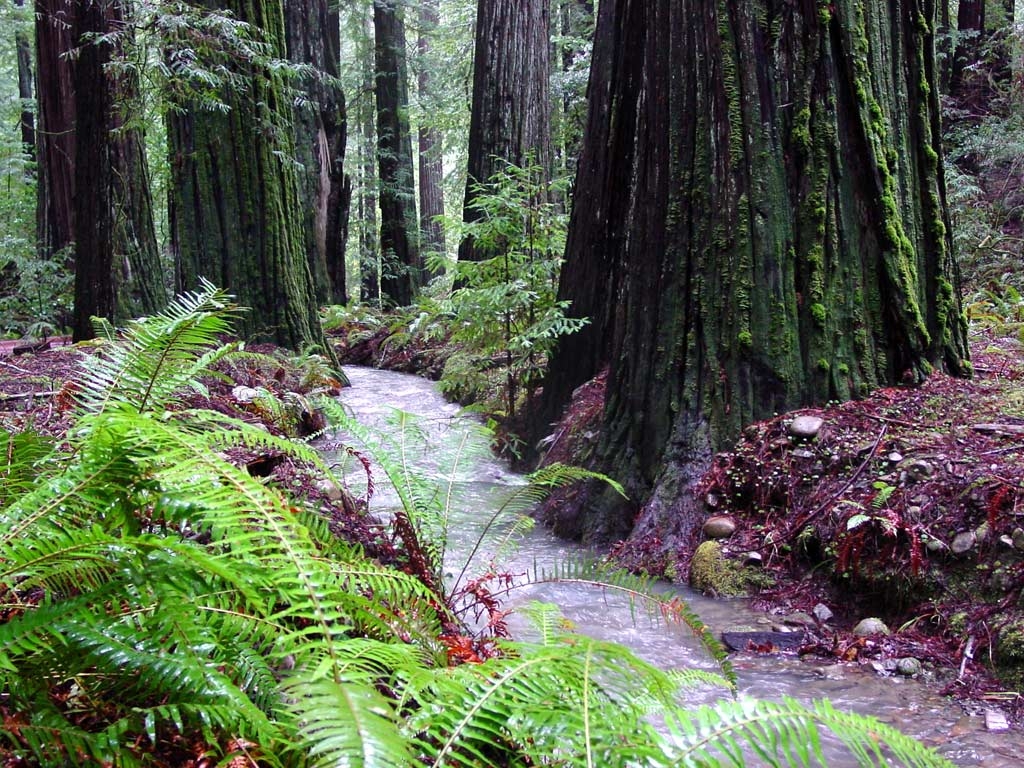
[689,541,750,597]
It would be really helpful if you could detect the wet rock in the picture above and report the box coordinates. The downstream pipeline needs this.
[780,611,815,628]
[789,415,824,440]
[951,531,977,555]
[812,603,834,623]
[702,515,737,539]
[792,448,816,460]
[743,551,763,567]
[926,537,947,553]
[985,709,1010,732]
[852,617,890,637]
[1013,528,1024,552]
[315,478,343,501]
[721,630,807,653]
[888,451,904,464]
[895,657,922,676]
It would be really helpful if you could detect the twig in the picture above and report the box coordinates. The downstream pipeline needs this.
[848,409,922,430]
[782,425,888,540]
[0,390,58,403]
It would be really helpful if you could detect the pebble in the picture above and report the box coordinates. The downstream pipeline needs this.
[743,551,763,566]
[951,531,977,555]
[812,603,834,623]
[232,385,260,403]
[792,448,816,459]
[1013,528,1024,552]
[852,617,890,637]
[788,415,824,439]
[702,515,737,539]
[895,657,922,676]
[904,458,935,481]
[888,451,904,463]
[315,478,343,501]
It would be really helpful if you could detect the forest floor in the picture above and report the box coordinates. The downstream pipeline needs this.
[3,327,1024,724]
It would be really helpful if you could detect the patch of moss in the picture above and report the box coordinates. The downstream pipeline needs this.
[689,541,768,597]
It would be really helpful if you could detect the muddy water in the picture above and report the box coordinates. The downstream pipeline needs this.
[335,366,1021,766]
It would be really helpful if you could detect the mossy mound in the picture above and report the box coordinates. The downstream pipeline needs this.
[689,541,754,597]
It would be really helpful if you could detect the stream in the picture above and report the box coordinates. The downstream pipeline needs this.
[334,366,1021,766]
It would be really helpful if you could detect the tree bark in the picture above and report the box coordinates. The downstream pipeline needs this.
[357,14,380,307]
[168,0,336,359]
[71,0,115,340]
[542,0,970,549]
[417,0,446,272]
[285,0,350,305]
[374,0,421,307]
[34,0,76,264]
[951,0,985,92]
[459,0,552,263]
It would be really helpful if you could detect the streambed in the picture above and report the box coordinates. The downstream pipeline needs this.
[334,366,1021,766]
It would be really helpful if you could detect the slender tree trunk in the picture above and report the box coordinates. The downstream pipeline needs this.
[71,0,114,340]
[459,0,552,263]
[357,14,380,307]
[15,0,34,159]
[168,0,337,360]
[286,0,350,305]
[417,0,446,272]
[374,0,421,307]
[541,0,970,549]
[34,0,76,263]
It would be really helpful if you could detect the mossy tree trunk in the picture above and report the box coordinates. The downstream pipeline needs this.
[373,0,421,307]
[285,0,350,305]
[458,0,552,263]
[167,0,335,359]
[541,0,970,548]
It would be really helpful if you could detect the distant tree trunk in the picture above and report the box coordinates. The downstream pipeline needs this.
[286,0,350,305]
[70,0,114,340]
[168,0,337,359]
[374,0,421,306]
[951,0,985,91]
[540,0,970,549]
[357,14,380,306]
[417,0,446,272]
[552,0,593,183]
[34,0,76,263]
[15,0,34,158]
[459,0,552,263]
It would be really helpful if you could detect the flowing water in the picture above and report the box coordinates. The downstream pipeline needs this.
[334,366,1021,766]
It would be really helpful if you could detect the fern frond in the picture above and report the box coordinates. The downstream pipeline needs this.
[663,696,957,768]
[283,674,412,768]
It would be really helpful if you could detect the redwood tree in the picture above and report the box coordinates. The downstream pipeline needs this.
[540,0,970,548]
[459,0,552,263]
[416,0,446,267]
[286,0,350,305]
[374,0,421,306]
[168,0,335,356]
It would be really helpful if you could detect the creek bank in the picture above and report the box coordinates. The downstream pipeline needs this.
[534,333,1024,720]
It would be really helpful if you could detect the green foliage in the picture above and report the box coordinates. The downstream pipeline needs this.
[431,160,587,421]
[0,284,955,766]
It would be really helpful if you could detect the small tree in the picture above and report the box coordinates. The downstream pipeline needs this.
[440,161,585,428]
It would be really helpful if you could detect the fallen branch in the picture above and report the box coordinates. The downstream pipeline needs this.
[0,390,58,403]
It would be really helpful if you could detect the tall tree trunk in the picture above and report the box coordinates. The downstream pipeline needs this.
[168,0,337,360]
[34,0,76,264]
[541,0,970,549]
[374,0,420,307]
[15,0,34,159]
[951,0,985,91]
[552,0,593,183]
[417,0,446,272]
[71,0,114,340]
[459,0,552,263]
[286,0,350,305]
[357,14,380,307]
